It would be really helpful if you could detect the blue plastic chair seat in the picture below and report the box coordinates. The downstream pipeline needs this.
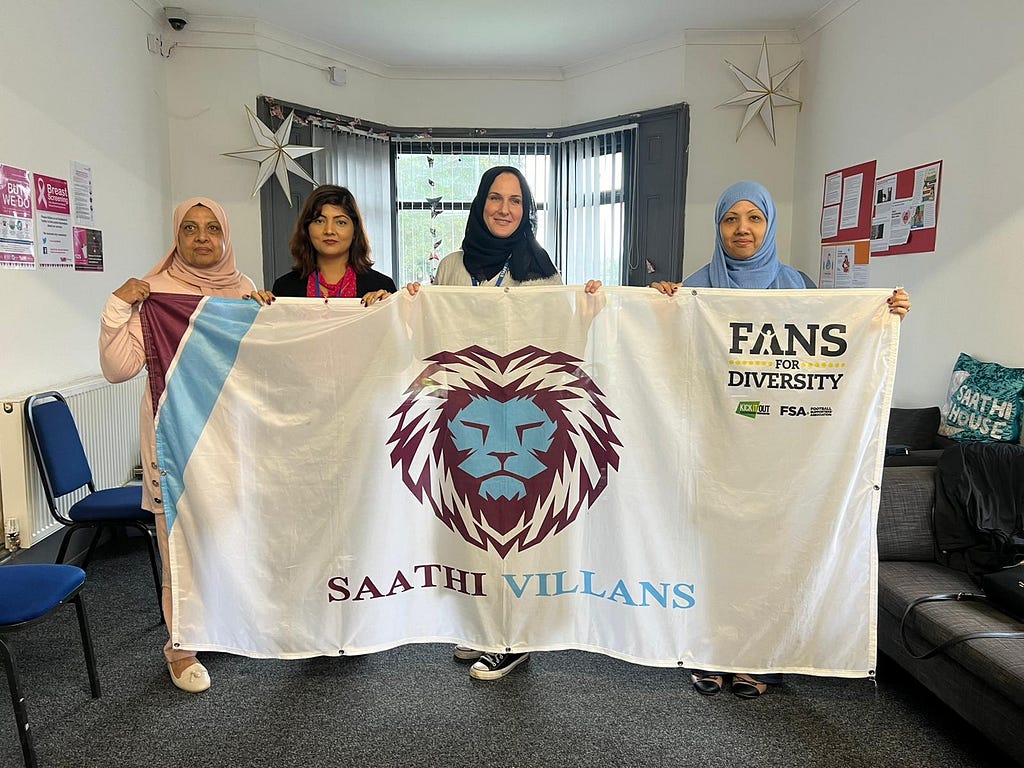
[0,565,86,625]
[68,485,155,523]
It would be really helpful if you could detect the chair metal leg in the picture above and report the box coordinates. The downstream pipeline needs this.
[71,596,101,699]
[54,526,78,565]
[0,636,38,768]
[134,523,163,617]
[81,527,103,570]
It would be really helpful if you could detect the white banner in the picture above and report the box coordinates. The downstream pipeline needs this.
[151,287,899,676]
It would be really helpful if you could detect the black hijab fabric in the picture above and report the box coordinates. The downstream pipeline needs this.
[460,166,558,282]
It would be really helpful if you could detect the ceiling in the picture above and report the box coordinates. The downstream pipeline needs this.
[174,0,841,70]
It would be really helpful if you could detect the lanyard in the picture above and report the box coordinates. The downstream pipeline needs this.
[314,269,353,299]
[472,256,511,287]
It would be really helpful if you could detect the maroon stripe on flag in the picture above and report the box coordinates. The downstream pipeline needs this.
[140,293,203,415]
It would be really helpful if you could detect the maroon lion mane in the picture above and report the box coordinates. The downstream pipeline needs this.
[387,346,621,557]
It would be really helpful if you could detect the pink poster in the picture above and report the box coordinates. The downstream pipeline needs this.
[34,173,71,215]
[34,173,74,268]
[73,226,104,272]
[0,164,35,269]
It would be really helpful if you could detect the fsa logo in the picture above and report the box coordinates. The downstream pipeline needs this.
[736,401,770,419]
[780,405,808,416]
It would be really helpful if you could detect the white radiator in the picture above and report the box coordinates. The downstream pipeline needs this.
[0,375,145,549]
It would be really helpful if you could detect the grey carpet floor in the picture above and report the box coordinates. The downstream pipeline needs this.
[0,539,1013,768]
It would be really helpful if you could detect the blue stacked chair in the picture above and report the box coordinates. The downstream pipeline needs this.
[0,563,101,767]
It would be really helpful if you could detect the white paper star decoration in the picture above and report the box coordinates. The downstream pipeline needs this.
[719,38,803,145]
[222,106,323,204]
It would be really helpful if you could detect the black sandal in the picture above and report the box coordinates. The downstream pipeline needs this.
[690,673,725,695]
[731,673,768,699]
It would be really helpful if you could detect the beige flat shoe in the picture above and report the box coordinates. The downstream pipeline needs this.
[168,661,211,693]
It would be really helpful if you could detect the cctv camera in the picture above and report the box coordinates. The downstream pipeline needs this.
[164,7,189,31]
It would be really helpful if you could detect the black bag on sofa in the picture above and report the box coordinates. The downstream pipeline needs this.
[883,406,953,467]
[981,564,1024,623]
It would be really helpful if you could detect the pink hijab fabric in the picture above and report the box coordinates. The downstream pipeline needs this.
[144,197,250,296]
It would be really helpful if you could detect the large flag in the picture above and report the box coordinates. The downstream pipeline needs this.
[143,286,899,676]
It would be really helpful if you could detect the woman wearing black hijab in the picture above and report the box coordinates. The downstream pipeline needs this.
[406,166,598,680]
[407,166,600,292]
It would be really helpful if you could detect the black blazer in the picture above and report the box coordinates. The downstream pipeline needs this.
[272,268,397,297]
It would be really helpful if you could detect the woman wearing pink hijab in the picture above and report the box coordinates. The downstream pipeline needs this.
[99,198,272,693]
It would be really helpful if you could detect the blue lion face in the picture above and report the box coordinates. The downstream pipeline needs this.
[449,396,556,501]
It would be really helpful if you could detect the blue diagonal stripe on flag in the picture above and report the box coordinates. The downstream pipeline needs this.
[156,298,260,530]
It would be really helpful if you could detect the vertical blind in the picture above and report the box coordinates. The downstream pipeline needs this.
[557,125,637,286]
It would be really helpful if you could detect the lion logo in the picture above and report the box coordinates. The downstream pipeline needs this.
[388,345,621,557]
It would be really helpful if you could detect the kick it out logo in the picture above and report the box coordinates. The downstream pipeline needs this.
[736,401,769,419]
[387,346,621,558]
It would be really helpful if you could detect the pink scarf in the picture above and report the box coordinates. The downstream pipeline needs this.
[144,197,250,297]
[306,266,357,298]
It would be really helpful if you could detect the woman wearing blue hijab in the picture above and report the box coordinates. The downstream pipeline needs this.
[653,182,910,698]
[653,180,911,319]
[685,180,810,289]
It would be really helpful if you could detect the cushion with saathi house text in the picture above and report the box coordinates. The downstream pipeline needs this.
[938,352,1024,443]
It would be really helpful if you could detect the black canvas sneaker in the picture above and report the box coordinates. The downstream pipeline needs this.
[469,652,530,680]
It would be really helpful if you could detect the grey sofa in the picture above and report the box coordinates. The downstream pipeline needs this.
[877,460,1024,763]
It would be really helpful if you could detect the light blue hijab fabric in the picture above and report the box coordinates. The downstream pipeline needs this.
[684,180,807,289]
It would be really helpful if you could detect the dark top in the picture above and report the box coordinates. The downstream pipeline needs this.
[272,268,397,298]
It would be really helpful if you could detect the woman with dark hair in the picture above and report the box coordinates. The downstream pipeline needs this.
[273,184,396,302]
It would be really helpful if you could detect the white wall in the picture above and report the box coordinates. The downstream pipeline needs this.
[793,0,1024,406]
[0,0,170,397]
[165,47,266,281]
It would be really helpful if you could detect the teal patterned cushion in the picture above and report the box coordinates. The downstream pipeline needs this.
[938,352,1024,443]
